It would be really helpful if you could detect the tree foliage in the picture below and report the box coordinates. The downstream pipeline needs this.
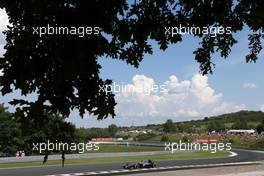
[13,109,76,156]
[0,0,263,121]
[0,104,22,156]
[79,128,112,140]
[256,120,264,134]
[108,124,118,137]
[207,120,225,132]
[0,105,77,163]
[231,119,248,129]
[163,119,175,133]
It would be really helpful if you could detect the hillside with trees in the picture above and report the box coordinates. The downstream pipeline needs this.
[120,111,264,134]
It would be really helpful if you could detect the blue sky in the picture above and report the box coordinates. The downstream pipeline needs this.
[0,9,263,128]
[98,30,264,109]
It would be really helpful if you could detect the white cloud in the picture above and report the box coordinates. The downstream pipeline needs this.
[212,102,246,115]
[0,8,9,57]
[114,74,243,122]
[0,9,8,31]
[190,74,223,104]
[242,83,257,89]
[67,73,248,127]
[260,104,264,112]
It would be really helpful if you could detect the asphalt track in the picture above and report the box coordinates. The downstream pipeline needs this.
[0,149,263,176]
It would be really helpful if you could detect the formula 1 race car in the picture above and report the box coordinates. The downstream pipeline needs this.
[123,160,156,169]
[123,162,139,169]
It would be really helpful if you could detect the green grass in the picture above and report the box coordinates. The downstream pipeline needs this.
[140,134,264,151]
[86,144,163,153]
[0,150,229,168]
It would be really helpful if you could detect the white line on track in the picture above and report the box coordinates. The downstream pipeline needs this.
[229,151,238,157]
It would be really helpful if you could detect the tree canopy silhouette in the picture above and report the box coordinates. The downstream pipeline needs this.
[0,0,263,120]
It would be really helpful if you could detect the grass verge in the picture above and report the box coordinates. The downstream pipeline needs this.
[86,144,163,153]
[0,150,229,168]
